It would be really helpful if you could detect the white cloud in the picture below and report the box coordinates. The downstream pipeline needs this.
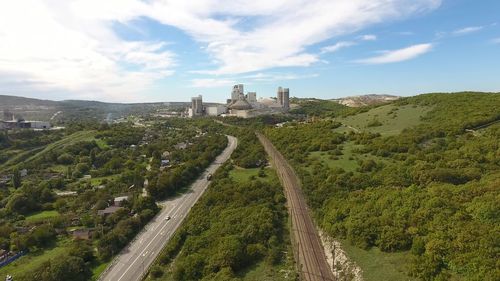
[0,0,175,102]
[356,43,433,64]
[360,34,377,41]
[0,0,442,100]
[244,72,319,82]
[190,72,318,88]
[491,38,500,44]
[191,78,236,88]
[157,0,441,75]
[321,42,356,54]
[452,26,484,35]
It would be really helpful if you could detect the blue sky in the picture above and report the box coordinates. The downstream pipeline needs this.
[0,0,499,103]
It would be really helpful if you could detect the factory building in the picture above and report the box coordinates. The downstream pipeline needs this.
[247,92,257,103]
[186,84,291,119]
[206,105,227,116]
[1,120,51,130]
[190,95,203,117]
[231,84,244,103]
[277,87,290,111]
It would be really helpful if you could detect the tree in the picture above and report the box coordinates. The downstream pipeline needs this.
[30,256,91,281]
[57,153,74,165]
[6,193,36,214]
[12,168,21,188]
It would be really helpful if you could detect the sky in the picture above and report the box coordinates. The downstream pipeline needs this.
[0,0,499,103]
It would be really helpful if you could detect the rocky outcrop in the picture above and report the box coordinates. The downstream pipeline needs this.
[318,229,363,281]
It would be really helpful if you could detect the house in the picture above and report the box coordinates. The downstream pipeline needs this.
[114,196,129,206]
[43,172,64,180]
[0,249,8,261]
[55,190,78,197]
[0,175,9,187]
[161,151,171,159]
[71,229,92,240]
[174,142,188,150]
[20,169,28,177]
[97,206,123,216]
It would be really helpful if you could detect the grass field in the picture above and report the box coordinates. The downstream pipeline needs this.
[49,164,69,173]
[95,138,109,149]
[339,240,415,281]
[24,210,60,223]
[229,166,273,183]
[309,141,391,173]
[90,174,120,185]
[91,261,110,281]
[309,141,361,172]
[0,147,44,170]
[0,238,71,279]
[336,104,431,136]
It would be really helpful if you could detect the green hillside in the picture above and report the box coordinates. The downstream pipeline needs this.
[265,92,500,281]
[336,104,432,136]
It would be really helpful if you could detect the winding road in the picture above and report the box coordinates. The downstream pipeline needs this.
[99,135,238,281]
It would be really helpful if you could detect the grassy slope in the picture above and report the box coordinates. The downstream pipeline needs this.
[329,104,425,280]
[340,240,416,281]
[91,261,111,281]
[229,166,273,183]
[24,130,97,163]
[309,142,360,172]
[0,130,97,172]
[337,104,431,136]
[0,238,71,279]
[309,141,392,173]
[24,210,60,223]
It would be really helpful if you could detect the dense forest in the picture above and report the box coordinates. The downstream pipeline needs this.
[265,92,500,280]
[147,127,295,281]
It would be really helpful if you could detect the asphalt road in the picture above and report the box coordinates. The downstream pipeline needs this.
[257,133,335,281]
[99,135,237,281]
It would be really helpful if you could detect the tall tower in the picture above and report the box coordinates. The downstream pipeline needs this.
[231,84,244,102]
[283,88,290,111]
[277,87,290,111]
[191,95,203,115]
[247,92,257,103]
[277,87,283,105]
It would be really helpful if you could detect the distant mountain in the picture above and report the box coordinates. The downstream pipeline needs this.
[0,95,189,123]
[331,94,400,107]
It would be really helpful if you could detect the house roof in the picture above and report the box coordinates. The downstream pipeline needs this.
[97,206,123,215]
[114,196,129,202]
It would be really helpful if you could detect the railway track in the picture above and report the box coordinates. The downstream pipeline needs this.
[257,133,335,281]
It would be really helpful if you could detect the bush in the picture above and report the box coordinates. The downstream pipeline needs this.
[57,153,75,165]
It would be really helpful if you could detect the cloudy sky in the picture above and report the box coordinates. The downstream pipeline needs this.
[0,0,499,102]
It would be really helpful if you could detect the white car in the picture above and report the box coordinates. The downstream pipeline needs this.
[165,216,171,221]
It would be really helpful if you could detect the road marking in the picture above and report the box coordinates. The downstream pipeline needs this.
[105,136,237,281]
[115,191,192,281]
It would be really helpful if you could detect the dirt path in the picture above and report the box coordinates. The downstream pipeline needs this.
[257,133,335,281]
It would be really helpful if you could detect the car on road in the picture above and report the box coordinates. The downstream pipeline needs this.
[206,173,212,180]
[165,216,171,221]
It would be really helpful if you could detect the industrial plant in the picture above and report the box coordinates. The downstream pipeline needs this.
[187,84,290,118]
[0,112,51,130]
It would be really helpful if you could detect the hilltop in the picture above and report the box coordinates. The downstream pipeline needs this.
[331,94,400,107]
[0,95,189,123]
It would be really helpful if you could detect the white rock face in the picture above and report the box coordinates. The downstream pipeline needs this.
[318,229,363,281]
